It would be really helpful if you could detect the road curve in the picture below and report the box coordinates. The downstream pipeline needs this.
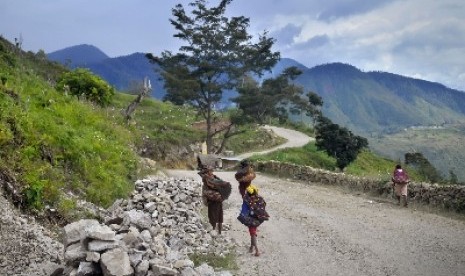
[234,125,313,160]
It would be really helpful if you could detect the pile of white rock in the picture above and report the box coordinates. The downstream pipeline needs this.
[62,176,235,276]
[0,197,63,276]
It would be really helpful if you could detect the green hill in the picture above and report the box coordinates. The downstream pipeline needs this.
[47,44,109,67]
[0,37,139,218]
[295,63,465,134]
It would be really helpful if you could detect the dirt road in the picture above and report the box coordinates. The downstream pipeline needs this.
[168,127,465,276]
[168,170,465,276]
[234,125,313,160]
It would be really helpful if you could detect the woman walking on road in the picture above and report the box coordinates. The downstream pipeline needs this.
[198,166,231,234]
[235,159,256,198]
[237,184,269,256]
[392,164,410,207]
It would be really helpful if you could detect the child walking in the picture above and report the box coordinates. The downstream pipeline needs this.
[237,185,269,256]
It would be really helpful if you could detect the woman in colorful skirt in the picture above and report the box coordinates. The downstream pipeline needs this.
[237,185,269,256]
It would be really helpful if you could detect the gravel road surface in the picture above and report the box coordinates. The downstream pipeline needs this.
[167,170,465,276]
[168,126,465,276]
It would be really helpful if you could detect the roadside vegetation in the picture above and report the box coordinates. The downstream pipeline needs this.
[0,36,284,221]
[0,37,138,220]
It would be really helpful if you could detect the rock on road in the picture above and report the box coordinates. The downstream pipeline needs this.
[168,126,465,276]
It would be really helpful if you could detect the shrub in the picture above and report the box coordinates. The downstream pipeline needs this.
[56,68,114,106]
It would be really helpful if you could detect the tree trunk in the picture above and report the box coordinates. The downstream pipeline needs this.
[206,105,213,154]
[124,77,152,123]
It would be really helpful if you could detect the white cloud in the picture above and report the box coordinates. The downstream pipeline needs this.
[262,0,465,90]
[1,0,464,90]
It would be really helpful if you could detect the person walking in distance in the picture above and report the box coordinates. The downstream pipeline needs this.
[392,164,410,207]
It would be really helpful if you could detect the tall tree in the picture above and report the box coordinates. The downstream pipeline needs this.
[315,115,368,170]
[233,66,323,125]
[147,0,279,153]
[405,152,442,183]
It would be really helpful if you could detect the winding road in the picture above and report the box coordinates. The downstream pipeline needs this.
[234,125,313,160]
[168,126,465,276]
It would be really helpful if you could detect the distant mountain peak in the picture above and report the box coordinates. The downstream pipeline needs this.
[47,44,109,67]
[313,62,361,72]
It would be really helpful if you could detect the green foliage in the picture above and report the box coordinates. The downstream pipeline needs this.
[345,150,399,179]
[405,152,443,183]
[56,68,115,106]
[110,93,204,163]
[251,141,425,182]
[223,124,287,155]
[233,68,322,126]
[295,63,465,135]
[0,46,138,212]
[24,180,45,210]
[189,252,238,271]
[315,115,368,170]
[252,142,336,171]
[369,126,465,183]
[149,0,280,153]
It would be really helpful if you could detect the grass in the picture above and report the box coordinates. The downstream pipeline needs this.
[110,93,204,146]
[0,70,138,211]
[252,142,335,170]
[0,36,290,221]
[225,124,287,154]
[3,34,446,223]
[0,39,140,218]
[189,252,238,271]
[250,141,423,182]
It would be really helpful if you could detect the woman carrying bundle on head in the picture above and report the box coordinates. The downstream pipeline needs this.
[198,165,231,234]
[237,184,269,256]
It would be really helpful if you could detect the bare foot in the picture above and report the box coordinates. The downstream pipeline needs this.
[249,247,253,253]
[254,251,260,257]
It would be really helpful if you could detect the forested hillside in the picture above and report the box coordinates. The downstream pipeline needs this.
[294,63,465,134]
[48,45,465,134]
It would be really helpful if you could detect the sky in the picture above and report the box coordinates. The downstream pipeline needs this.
[1,0,465,91]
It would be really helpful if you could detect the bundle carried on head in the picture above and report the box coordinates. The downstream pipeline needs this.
[235,159,256,183]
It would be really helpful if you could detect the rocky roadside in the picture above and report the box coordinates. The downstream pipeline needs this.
[0,187,63,275]
[1,176,237,276]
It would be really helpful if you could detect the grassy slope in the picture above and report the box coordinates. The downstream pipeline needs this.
[4,36,446,226]
[0,47,139,217]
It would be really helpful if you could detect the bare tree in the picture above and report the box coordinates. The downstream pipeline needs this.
[124,77,152,123]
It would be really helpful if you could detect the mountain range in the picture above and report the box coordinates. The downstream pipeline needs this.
[47,44,465,133]
[47,45,465,180]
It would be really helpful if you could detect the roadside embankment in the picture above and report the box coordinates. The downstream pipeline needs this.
[256,160,465,214]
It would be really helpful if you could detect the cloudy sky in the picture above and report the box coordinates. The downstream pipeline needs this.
[1,0,465,91]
